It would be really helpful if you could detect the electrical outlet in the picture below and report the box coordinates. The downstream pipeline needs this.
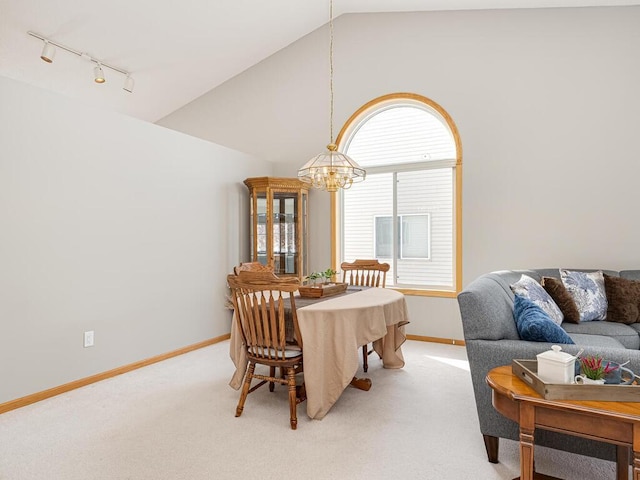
[84,330,95,348]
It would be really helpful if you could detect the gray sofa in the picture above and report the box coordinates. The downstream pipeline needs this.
[457,268,640,464]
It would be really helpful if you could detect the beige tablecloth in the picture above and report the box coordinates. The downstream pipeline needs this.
[229,287,409,419]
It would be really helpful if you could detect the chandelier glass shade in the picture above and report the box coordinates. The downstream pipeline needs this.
[298,143,365,192]
[297,0,366,192]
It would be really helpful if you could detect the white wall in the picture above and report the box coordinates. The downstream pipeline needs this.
[0,76,272,404]
[159,6,640,342]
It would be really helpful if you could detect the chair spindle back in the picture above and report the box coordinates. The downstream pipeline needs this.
[341,259,390,288]
[227,271,302,360]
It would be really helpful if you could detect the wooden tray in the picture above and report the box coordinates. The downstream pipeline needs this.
[298,282,348,298]
[512,359,640,402]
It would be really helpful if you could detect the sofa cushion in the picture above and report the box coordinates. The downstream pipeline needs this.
[620,270,640,281]
[542,276,581,324]
[513,295,574,344]
[562,321,640,349]
[604,273,640,325]
[511,274,564,325]
[560,269,608,322]
[626,323,640,339]
[566,333,627,349]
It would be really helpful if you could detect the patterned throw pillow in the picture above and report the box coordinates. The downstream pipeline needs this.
[560,269,608,322]
[603,273,640,324]
[542,276,581,324]
[513,294,575,344]
[510,274,564,325]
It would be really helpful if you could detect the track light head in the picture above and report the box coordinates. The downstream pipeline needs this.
[40,41,55,63]
[93,64,105,84]
[123,75,134,93]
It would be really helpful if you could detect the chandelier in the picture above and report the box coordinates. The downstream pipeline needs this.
[297,0,366,193]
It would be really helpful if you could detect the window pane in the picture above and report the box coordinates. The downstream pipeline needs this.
[343,173,393,265]
[401,215,429,259]
[397,169,453,287]
[375,216,393,258]
[347,106,455,168]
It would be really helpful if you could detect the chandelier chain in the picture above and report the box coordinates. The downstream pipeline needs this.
[329,0,334,144]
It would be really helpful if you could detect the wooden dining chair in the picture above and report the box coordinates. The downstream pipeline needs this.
[227,270,305,429]
[233,261,274,275]
[341,259,391,372]
[233,262,300,352]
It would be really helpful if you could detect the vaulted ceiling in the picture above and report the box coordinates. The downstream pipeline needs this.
[1,0,636,123]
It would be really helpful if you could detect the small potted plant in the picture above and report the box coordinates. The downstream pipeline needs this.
[577,355,619,384]
[320,268,338,285]
[306,272,322,287]
[306,268,338,286]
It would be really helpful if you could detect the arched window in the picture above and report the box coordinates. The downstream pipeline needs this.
[334,93,462,295]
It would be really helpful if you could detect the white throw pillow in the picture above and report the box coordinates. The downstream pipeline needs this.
[510,274,564,325]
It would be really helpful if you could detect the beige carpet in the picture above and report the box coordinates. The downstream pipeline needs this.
[0,341,619,479]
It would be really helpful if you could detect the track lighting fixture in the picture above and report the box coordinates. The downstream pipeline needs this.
[122,75,134,93]
[93,64,105,84]
[28,31,134,93]
[40,41,55,63]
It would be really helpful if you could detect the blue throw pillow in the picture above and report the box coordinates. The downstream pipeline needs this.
[513,294,575,344]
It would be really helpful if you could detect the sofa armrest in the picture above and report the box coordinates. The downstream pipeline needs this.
[458,274,520,341]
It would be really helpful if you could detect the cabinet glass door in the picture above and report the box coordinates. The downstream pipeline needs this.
[272,193,297,275]
[301,191,308,278]
[256,193,268,265]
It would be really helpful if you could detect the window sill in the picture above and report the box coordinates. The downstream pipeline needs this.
[390,288,458,298]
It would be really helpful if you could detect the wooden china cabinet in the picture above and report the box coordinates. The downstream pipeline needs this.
[243,177,309,279]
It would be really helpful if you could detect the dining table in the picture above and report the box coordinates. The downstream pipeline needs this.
[228,286,410,419]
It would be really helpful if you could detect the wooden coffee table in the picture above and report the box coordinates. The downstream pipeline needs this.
[486,365,640,480]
